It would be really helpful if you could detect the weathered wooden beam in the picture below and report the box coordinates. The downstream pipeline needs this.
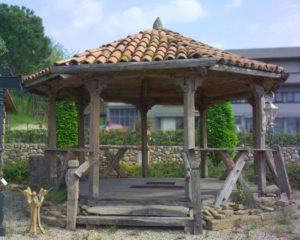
[66,160,79,230]
[50,58,215,75]
[214,151,248,206]
[46,91,57,186]
[210,64,284,79]
[272,145,292,199]
[139,105,149,178]
[76,96,87,165]
[199,107,208,178]
[265,150,280,187]
[182,152,191,200]
[251,84,267,195]
[86,80,102,199]
[101,148,127,178]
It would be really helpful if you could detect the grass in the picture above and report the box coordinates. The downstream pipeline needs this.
[9,112,41,128]
[107,225,118,234]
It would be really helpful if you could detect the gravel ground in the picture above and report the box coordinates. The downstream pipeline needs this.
[1,189,300,240]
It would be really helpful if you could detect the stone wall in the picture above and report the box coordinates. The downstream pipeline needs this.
[2,143,300,165]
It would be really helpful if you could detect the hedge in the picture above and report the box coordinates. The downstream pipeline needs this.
[4,129,300,147]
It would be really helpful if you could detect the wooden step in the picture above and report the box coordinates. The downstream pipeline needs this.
[86,199,192,207]
[86,204,190,217]
[77,215,193,228]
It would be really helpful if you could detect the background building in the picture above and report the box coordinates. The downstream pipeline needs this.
[106,47,300,133]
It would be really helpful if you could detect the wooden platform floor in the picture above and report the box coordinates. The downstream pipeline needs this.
[79,177,235,204]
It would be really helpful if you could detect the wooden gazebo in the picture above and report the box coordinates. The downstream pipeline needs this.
[23,19,288,234]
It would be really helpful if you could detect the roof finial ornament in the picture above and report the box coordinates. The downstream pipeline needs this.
[153,17,163,29]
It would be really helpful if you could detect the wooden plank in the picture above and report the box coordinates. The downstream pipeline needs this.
[87,81,101,199]
[265,150,280,187]
[47,92,57,186]
[66,160,79,230]
[87,199,192,208]
[214,151,248,206]
[251,85,267,195]
[140,106,149,178]
[182,152,191,201]
[86,205,189,217]
[76,215,193,228]
[272,145,292,199]
[199,107,208,178]
[50,58,216,75]
[101,148,127,178]
[77,97,86,165]
[189,150,203,235]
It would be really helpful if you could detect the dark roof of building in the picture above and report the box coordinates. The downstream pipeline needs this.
[228,47,300,59]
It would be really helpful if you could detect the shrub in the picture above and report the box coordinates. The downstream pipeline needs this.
[3,160,28,183]
[56,101,78,148]
[46,188,67,204]
[120,161,184,178]
[206,102,238,164]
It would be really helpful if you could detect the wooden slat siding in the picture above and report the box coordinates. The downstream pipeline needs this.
[76,97,86,165]
[199,107,208,178]
[273,145,292,199]
[140,106,149,178]
[76,215,193,228]
[66,160,79,230]
[251,85,266,195]
[47,91,57,186]
[265,150,280,187]
[214,151,248,206]
[183,152,191,201]
[87,81,101,199]
[101,148,127,178]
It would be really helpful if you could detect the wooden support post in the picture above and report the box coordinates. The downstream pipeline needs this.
[76,97,86,165]
[251,85,266,195]
[182,78,202,235]
[199,107,208,178]
[140,105,149,178]
[87,81,102,199]
[47,92,57,186]
[66,160,79,230]
[272,145,292,199]
[214,151,248,206]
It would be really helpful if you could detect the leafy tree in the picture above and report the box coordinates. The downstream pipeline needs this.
[0,4,51,75]
[206,102,238,165]
[0,37,7,57]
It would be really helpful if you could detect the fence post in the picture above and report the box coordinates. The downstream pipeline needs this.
[66,160,79,230]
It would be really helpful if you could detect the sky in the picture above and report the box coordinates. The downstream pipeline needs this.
[2,0,300,54]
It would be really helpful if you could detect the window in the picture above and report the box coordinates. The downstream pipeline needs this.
[295,92,300,102]
[109,108,139,128]
[245,118,253,132]
[273,118,284,133]
[287,118,297,133]
[275,92,283,103]
[286,92,294,102]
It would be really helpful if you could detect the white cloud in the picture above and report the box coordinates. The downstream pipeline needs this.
[226,0,242,9]
[53,0,104,30]
[103,0,205,39]
[247,24,260,33]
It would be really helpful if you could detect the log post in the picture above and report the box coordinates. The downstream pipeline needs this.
[86,81,102,199]
[66,160,79,230]
[199,107,208,178]
[76,97,86,165]
[182,78,202,235]
[139,104,149,178]
[251,85,266,195]
[47,91,57,186]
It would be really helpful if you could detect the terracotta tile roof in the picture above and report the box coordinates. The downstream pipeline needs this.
[23,28,286,83]
[54,28,285,74]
